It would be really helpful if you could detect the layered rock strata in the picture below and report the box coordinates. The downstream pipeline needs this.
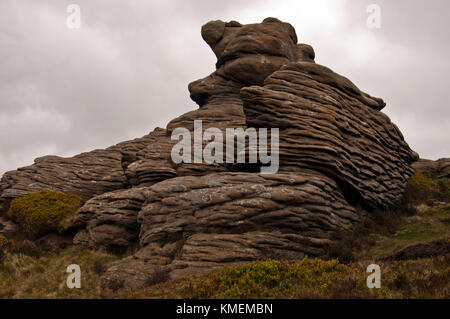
[240,62,418,209]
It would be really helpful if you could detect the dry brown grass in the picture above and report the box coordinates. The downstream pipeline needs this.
[0,246,119,298]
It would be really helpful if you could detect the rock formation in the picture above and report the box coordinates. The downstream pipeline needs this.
[241,62,417,209]
[0,128,173,213]
[73,187,149,250]
[0,18,418,288]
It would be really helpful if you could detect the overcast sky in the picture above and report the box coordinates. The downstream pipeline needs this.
[1,0,449,176]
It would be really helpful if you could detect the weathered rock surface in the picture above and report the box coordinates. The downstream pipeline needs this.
[0,18,316,214]
[413,158,450,178]
[166,18,317,174]
[73,187,150,250]
[0,128,174,214]
[0,216,19,237]
[241,62,418,209]
[0,18,420,289]
[102,171,361,286]
[138,172,359,246]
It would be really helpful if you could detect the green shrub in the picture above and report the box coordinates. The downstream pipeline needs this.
[326,208,401,263]
[286,258,342,289]
[7,190,83,238]
[186,260,281,298]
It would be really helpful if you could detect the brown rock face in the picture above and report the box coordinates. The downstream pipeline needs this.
[0,128,173,213]
[73,187,150,251]
[240,62,418,209]
[138,173,359,246]
[204,17,298,85]
[0,216,18,237]
[0,18,419,288]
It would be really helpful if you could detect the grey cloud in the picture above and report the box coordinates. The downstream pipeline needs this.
[0,0,449,177]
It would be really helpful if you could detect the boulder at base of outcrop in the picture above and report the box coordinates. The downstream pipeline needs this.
[73,187,151,251]
[100,171,362,288]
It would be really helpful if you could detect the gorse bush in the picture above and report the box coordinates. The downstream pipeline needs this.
[184,260,281,298]
[7,190,83,238]
[284,258,369,298]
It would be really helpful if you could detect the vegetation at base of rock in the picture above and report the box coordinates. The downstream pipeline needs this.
[119,173,450,300]
[185,260,281,299]
[326,208,400,263]
[0,198,448,299]
[7,190,83,238]
[0,235,14,262]
[145,266,171,287]
[326,172,450,263]
[0,170,448,299]
[124,256,449,299]
[359,204,450,260]
[0,246,119,298]
[404,171,450,205]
